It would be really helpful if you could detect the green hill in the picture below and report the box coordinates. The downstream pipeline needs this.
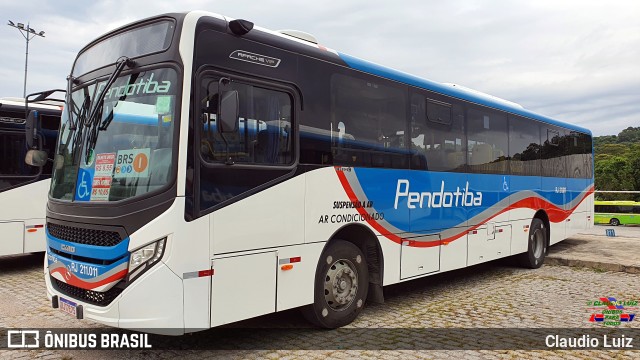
[593,126,640,201]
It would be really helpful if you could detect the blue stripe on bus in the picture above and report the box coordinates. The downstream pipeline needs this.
[350,168,591,233]
[338,52,591,135]
[46,229,130,261]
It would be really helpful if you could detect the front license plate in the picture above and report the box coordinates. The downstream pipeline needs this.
[59,297,77,317]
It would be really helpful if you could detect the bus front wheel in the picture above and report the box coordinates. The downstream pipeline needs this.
[303,240,369,328]
[517,218,547,269]
[610,218,620,226]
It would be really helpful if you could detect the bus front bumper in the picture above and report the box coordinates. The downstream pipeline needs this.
[45,260,185,335]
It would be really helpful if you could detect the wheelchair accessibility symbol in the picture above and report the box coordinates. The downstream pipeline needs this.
[75,168,93,201]
[502,176,509,192]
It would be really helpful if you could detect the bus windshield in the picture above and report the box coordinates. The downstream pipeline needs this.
[50,67,178,202]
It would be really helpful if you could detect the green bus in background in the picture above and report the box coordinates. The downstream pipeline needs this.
[594,200,640,226]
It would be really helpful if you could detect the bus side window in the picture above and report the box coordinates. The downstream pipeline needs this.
[199,76,293,166]
[0,132,39,178]
[330,73,408,169]
[540,126,567,178]
[466,108,507,174]
[409,94,465,172]
[509,116,540,176]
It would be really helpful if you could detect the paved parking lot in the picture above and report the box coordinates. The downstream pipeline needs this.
[581,224,640,238]
[1,228,639,359]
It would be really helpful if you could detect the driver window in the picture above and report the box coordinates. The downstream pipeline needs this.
[200,77,293,165]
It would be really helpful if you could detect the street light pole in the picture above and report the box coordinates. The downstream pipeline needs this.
[7,20,45,98]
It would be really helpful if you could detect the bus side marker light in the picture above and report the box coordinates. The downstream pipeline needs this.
[281,264,294,271]
[183,269,214,279]
[278,257,301,265]
[26,224,44,233]
[199,269,214,277]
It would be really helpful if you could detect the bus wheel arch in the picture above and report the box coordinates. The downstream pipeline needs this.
[302,224,383,328]
[534,210,551,252]
[610,218,620,226]
[517,211,549,269]
[330,223,384,304]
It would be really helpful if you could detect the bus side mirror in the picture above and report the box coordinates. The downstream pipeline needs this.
[218,90,239,134]
[25,149,48,167]
[25,110,39,149]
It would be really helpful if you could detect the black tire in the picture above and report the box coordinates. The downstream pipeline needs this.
[610,218,620,226]
[302,240,369,328]
[517,218,547,269]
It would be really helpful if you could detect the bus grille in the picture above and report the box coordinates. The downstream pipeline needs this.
[47,223,122,247]
[52,278,123,306]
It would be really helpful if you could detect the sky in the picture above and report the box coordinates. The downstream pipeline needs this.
[1,0,639,136]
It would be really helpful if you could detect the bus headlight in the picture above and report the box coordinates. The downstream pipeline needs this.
[128,237,166,281]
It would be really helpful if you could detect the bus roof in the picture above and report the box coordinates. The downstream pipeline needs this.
[218,11,592,136]
[337,53,591,135]
[0,97,64,111]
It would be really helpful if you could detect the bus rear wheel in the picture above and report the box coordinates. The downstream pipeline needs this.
[517,218,547,269]
[610,218,620,226]
[302,240,369,328]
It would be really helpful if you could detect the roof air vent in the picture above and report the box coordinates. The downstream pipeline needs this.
[443,83,524,109]
[277,29,318,44]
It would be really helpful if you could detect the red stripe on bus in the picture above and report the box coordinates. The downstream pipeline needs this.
[50,268,128,290]
[199,269,214,277]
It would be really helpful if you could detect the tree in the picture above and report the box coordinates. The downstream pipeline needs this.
[618,127,640,143]
[593,127,640,201]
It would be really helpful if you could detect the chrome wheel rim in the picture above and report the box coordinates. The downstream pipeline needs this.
[324,258,358,311]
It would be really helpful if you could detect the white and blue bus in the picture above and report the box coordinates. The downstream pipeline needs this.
[1,93,62,257]
[31,11,594,334]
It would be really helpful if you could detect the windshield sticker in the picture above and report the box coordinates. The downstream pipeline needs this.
[89,153,116,201]
[91,176,112,201]
[161,115,172,124]
[114,148,150,178]
[156,96,172,114]
[95,153,116,176]
[85,148,95,166]
[75,168,94,202]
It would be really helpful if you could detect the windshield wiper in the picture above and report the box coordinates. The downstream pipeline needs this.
[82,57,136,161]
[67,75,81,130]
[70,92,91,165]
[99,72,139,131]
[86,57,135,128]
